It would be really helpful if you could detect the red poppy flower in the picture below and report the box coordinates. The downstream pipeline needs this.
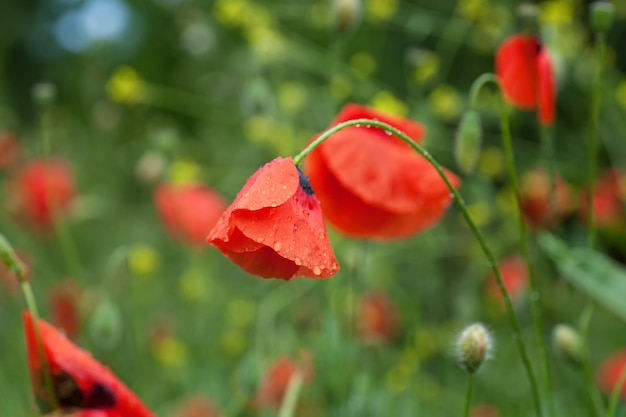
[0,132,21,169]
[49,280,82,340]
[171,395,223,417]
[6,158,76,229]
[23,311,156,417]
[357,292,399,343]
[519,168,575,228]
[581,168,626,228]
[496,34,555,125]
[305,104,460,240]
[597,349,626,398]
[486,256,528,304]
[207,157,339,280]
[253,353,314,410]
[154,182,226,247]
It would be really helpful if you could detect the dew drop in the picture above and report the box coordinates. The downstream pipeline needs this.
[270,203,277,208]
[355,124,361,128]
[385,130,392,136]
[449,193,455,198]
[319,233,326,240]
[273,242,282,251]
[282,185,288,190]
[313,266,322,276]
[366,124,371,128]
[244,192,250,197]
[294,257,303,266]
[257,237,265,243]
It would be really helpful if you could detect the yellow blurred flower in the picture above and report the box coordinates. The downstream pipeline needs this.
[370,91,407,117]
[458,0,490,21]
[386,365,411,393]
[106,66,145,105]
[153,336,187,368]
[414,329,436,360]
[540,1,575,26]
[227,298,256,328]
[244,115,294,155]
[467,202,492,227]
[179,268,207,302]
[128,244,158,277]
[220,329,246,356]
[350,51,377,77]
[477,146,504,179]
[213,0,248,26]
[615,80,626,112]
[330,74,353,100]
[413,52,440,85]
[496,186,517,215]
[365,0,398,22]
[428,85,463,121]
[278,83,307,114]
[168,158,202,184]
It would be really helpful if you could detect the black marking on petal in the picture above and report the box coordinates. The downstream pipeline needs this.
[84,383,116,408]
[297,167,315,196]
[52,371,84,408]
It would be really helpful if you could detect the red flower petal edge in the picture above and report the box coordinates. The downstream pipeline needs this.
[597,350,626,398]
[207,157,339,280]
[306,103,460,240]
[23,311,156,417]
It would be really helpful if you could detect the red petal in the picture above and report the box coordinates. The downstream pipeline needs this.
[496,35,540,109]
[23,312,156,417]
[537,48,555,125]
[597,350,626,398]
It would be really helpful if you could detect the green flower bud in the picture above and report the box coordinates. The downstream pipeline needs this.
[590,1,615,33]
[552,324,585,368]
[31,82,57,106]
[455,110,483,175]
[89,300,123,350]
[330,0,361,35]
[456,323,493,373]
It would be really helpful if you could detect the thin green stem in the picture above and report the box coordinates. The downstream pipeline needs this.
[469,72,553,416]
[463,373,474,417]
[278,371,304,417]
[540,125,557,224]
[605,362,626,417]
[583,357,606,416]
[293,118,543,417]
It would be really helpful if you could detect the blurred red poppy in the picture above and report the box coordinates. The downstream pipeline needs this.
[23,311,156,417]
[496,34,555,125]
[357,292,399,343]
[154,182,226,247]
[305,104,460,240]
[0,132,21,169]
[6,158,76,229]
[207,157,339,280]
[171,394,223,417]
[580,168,626,228]
[49,280,82,340]
[471,403,501,417]
[487,256,528,304]
[597,349,626,398]
[519,168,575,228]
[253,353,314,410]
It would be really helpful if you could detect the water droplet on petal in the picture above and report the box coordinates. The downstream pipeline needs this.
[385,130,392,136]
[355,124,361,128]
[257,237,265,243]
[282,185,288,190]
[313,266,321,276]
[273,242,282,251]
[270,203,277,208]
[294,257,302,266]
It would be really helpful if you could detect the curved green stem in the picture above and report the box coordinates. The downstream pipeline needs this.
[463,373,474,417]
[293,118,543,416]
[470,72,554,416]
[539,125,557,225]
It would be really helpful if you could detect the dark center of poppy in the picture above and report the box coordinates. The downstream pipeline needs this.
[297,167,315,196]
[50,371,116,409]
[85,383,117,408]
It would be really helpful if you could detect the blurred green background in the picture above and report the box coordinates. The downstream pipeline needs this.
[2,0,626,416]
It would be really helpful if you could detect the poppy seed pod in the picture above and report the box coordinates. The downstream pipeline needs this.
[454,110,482,175]
[456,323,493,374]
[590,1,615,33]
[552,324,585,368]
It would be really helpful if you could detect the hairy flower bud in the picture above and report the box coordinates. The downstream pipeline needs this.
[330,0,361,34]
[590,1,615,33]
[455,110,482,175]
[456,323,493,373]
[32,82,57,106]
[552,324,585,368]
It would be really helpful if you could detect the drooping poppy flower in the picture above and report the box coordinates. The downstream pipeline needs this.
[23,311,156,417]
[49,280,82,340]
[6,158,76,229]
[496,34,555,125]
[357,292,399,343]
[305,104,460,240]
[207,157,339,280]
[171,394,223,417]
[253,353,314,410]
[486,255,528,304]
[154,182,226,247]
[519,168,575,228]
[580,168,626,229]
[0,132,21,169]
[597,349,626,398]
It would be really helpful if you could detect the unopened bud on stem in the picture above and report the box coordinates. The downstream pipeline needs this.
[330,0,361,34]
[32,83,57,106]
[552,324,585,367]
[590,1,615,33]
[456,323,493,373]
